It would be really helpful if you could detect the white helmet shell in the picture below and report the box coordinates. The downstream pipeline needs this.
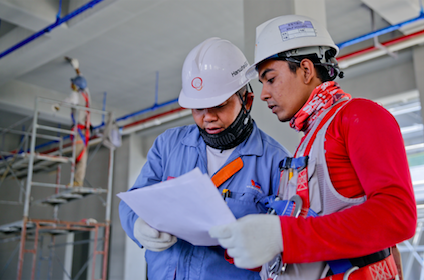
[246,15,339,79]
[179,37,251,109]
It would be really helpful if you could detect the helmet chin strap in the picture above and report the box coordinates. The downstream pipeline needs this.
[198,84,254,150]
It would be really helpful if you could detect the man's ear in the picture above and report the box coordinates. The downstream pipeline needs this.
[299,59,316,84]
[245,91,254,110]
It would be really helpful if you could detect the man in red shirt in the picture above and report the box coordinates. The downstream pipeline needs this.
[209,14,417,280]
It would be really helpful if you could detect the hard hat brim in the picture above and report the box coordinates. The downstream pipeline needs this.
[178,85,244,109]
[246,65,259,80]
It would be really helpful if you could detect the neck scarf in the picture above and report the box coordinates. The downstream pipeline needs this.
[289,81,351,132]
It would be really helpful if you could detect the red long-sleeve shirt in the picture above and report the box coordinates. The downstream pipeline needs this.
[281,98,417,264]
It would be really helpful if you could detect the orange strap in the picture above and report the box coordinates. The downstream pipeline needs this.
[320,254,398,280]
[211,157,243,188]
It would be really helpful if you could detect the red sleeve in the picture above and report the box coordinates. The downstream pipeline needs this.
[281,99,417,264]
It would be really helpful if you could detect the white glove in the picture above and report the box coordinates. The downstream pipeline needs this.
[52,104,60,112]
[133,217,177,252]
[209,214,283,269]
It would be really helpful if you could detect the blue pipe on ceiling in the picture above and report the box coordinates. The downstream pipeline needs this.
[115,97,179,123]
[115,70,180,123]
[337,9,424,50]
[0,0,105,60]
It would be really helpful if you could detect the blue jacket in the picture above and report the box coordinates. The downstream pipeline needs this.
[119,123,290,280]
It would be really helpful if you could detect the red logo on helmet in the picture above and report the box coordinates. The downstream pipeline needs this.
[191,77,203,91]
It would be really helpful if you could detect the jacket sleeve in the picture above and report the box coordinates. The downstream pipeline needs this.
[63,90,79,105]
[118,133,166,248]
[280,99,417,263]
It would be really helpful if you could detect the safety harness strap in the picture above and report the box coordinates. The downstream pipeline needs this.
[211,157,243,188]
[294,100,349,217]
[268,198,318,217]
[71,124,89,164]
[71,90,91,164]
[327,248,391,276]
[320,254,398,280]
[80,90,91,145]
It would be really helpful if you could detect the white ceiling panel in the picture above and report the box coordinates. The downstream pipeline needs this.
[362,0,424,34]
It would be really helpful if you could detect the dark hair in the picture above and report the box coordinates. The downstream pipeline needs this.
[286,54,332,82]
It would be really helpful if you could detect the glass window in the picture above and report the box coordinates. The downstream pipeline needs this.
[375,90,424,201]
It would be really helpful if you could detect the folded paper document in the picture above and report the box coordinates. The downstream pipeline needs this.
[117,167,236,246]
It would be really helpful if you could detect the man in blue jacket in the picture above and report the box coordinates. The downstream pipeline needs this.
[119,37,290,280]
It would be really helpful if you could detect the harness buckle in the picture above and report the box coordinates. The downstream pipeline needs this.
[279,156,309,172]
[268,254,286,279]
[290,194,302,218]
[342,266,359,280]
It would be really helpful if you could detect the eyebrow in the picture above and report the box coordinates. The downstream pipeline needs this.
[260,68,273,81]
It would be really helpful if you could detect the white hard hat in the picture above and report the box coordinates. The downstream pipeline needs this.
[246,15,339,79]
[179,37,251,109]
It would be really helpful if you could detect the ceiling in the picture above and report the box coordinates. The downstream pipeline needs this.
[0,0,423,127]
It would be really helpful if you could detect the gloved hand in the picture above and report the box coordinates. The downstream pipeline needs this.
[209,214,283,269]
[52,104,60,112]
[133,217,177,252]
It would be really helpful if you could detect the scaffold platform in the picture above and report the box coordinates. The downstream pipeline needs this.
[33,187,107,206]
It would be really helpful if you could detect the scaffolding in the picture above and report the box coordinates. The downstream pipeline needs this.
[0,97,115,280]
[398,207,424,280]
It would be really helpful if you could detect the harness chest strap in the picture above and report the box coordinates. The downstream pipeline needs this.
[211,157,244,188]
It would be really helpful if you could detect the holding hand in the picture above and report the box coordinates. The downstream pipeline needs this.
[209,214,283,269]
[133,217,177,252]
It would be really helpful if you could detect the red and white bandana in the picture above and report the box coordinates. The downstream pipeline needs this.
[289,81,351,132]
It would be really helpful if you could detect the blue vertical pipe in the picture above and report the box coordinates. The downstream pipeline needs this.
[102,92,107,126]
[56,0,63,20]
[155,71,159,107]
[0,0,105,60]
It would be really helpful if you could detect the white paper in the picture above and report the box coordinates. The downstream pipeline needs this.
[117,167,236,246]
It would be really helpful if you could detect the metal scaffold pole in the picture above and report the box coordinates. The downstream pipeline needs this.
[17,97,39,280]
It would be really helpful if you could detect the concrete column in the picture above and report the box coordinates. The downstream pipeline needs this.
[109,135,130,280]
[122,132,147,280]
[63,233,74,280]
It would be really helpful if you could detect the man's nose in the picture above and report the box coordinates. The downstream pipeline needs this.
[203,108,218,121]
[260,86,270,101]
